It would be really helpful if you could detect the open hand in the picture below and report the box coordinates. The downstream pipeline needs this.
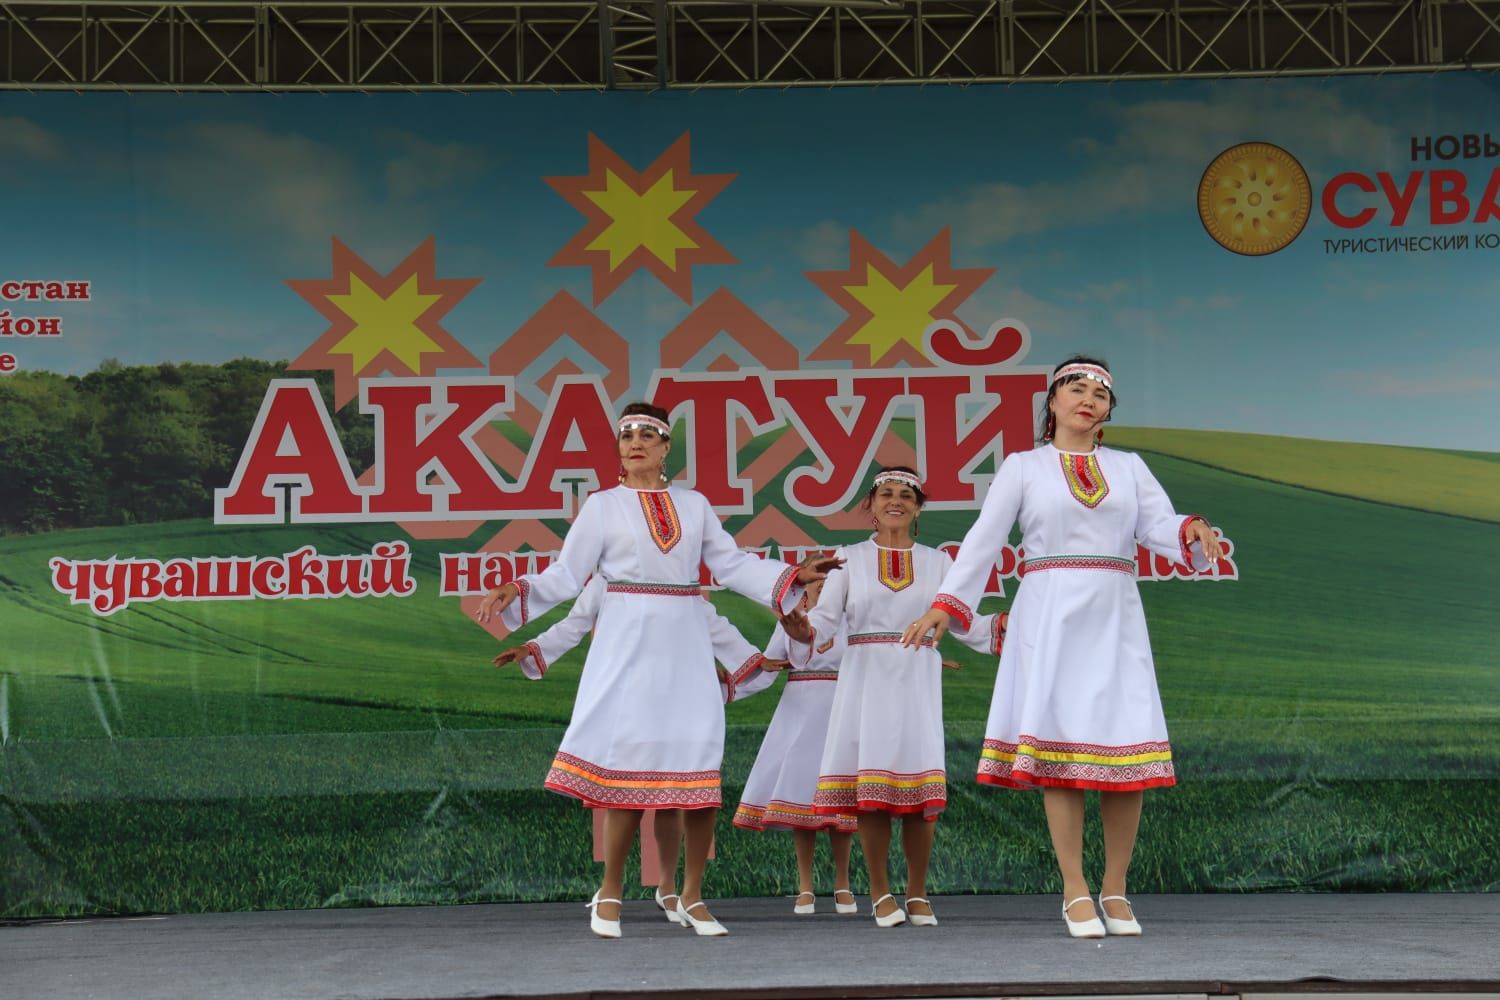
[795,557,845,585]
[901,607,951,648]
[1185,518,1223,565]
[780,608,813,643]
[475,582,519,623]
[493,647,525,669]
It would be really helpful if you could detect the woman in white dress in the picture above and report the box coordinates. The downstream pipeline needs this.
[476,402,839,938]
[782,468,1003,928]
[493,574,785,929]
[904,357,1223,939]
[730,577,858,917]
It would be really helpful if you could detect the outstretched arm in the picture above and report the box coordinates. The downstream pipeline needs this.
[699,502,844,615]
[492,576,606,679]
[946,611,1008,657]
[1133,453,1222,571]
[783,551,849,666]
[904,456,1022,647]
[704,602,776,703]
[477,493,607,629]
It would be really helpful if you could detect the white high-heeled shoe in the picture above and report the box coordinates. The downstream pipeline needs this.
[587,891,622,939]
[872,892,906,928]
[679,899,729,936]
[1062,895,1105,939]
[1099,894,1142,936]
[793,891,816,915]
[905,896,938,927]
[833,888,858,915]
[655,889,685,926]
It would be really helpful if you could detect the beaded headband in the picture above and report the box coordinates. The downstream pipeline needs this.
[872,470,924,492]
[1051,363,1113,390]
[618,415,671,437]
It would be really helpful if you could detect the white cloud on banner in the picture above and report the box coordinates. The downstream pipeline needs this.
[1068,280,1134,304]
[146,122,492,263]
[797,220,852,269]
[150,122,367,248]
[0,116,66,162]
[893,164,1156,250]
[380,130,495,200]
[1331,348,1500,398]
[1108,89,1400,172]
[896,84,1400,249]
[758,295,845,347]
[955,282,1079,346]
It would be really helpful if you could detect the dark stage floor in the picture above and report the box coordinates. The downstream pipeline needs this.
[4,893,1498,1000]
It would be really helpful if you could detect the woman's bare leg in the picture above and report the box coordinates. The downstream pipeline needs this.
[598,808,644,921]
[1042,788,1096,922]
[680,807,720,922]
[1099,790,1144,921]
[793,828,817,896]
[830,830,854,894]
[653,808,684,901]
[857,812,899,918]
[900,817,937,917]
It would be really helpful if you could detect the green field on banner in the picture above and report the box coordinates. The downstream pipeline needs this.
[3,433,1498,914]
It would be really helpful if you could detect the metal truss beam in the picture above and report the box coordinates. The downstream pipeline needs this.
[2,0,1497,90]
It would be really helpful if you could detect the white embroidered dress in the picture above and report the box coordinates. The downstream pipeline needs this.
[932,444,1210,791]
[731,622,855,834]
[501,485,800,809]
[796,540,1002,820]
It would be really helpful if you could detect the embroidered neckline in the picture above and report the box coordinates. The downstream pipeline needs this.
[1060,452,1109,509]
[638,490,682,553]
[876,546,914,592]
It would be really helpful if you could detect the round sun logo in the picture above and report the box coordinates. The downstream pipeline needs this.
[1198,142,1311,256]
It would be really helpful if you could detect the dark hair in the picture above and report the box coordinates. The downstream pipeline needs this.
[1039,355,1117,441]
[860,465,927,510]
[619,401,671,439]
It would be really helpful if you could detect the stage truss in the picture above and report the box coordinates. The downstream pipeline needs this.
[1,0,1498,90]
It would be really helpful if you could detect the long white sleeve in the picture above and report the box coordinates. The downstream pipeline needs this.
[501,491,606,630]
[932,454,1022,631]
[516,575,605,679]
[723,617,786,704]
[699,500,803,613]
[1131,452,1210,570]
[705,602,774,704]
[787,546,850,665]
[934,549,1004,654]
[950,612,1006,656]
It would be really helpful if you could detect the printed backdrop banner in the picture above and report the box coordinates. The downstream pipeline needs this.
[1,76,1497,917]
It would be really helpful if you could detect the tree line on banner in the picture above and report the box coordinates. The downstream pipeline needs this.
[0,360,373,535]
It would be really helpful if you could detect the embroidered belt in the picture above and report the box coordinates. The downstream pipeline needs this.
[1020,555,1135,575]
[848,632,936,648]
[788,671,838,682]
[605,581,703,597]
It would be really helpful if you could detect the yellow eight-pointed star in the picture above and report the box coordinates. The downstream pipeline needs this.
[326,273,444,372]
[584,169,700,271]
[546,133,736,305]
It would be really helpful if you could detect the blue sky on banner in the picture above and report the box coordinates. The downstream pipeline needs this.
[2,73,1498,450]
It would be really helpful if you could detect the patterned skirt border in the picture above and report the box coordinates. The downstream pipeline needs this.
[733,800,858,833]
[545,751,722,809]
[977,736,1176,792]
[813,770,947,820]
